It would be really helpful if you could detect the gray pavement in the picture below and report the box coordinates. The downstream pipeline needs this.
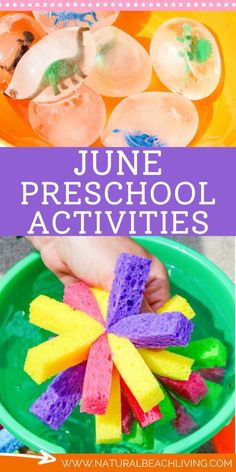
[0,236,234,282]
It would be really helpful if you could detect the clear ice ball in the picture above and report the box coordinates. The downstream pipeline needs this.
[5,27,96,102]
[33,11,119,34]
[150,18,221,100]
[101,92,199,147]
[0,13,45,92]
[86,26,153,97]
[28,84,106,147]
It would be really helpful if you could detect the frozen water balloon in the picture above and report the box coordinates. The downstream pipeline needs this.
[86,26,153,97]
[28,84,106,147]
[150,18,221,100]
[5,27,96,102]
[33,11,119,34]
[101,92,199,147]
[0,13,45,92]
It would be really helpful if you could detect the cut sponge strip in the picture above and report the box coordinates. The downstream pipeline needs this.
[109,312,193,348]
[159,372,208,405]
[108,333,164,412]
[91,288,109,322]
[30,295,105,336]
[30,362,86,429]
[197,367,225,383]
[157,295,196,320]
[121,392,134,434]
[0,429,24,453]
[200,380,224,409]
[121,379,162,428]
[107,253,151,328]
[169,338,227,369]
[81,334,113,415]
[139,349,194,381]
[171,396,197,435]
[24,328,103,384]
[96,368,122,444]
[64,282,104,325]
[158,387,176,425]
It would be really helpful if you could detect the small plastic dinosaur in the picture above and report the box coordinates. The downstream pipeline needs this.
[47,11,98,27]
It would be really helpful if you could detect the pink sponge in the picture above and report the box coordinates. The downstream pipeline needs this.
[171,396,197,435]
[64,282,104,325]
[197,367,225,383]
[81,334,113,415]
[121,380,162,428]
[159,372,208,404]
[121,393,134,434]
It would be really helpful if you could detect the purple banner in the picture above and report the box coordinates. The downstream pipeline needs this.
[0,147,235,236]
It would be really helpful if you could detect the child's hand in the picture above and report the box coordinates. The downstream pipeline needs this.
[27,236,169,310]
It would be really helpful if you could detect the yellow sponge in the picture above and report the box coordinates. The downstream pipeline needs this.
[108,334,164,412]
[157,295,196,320]
[96,368,122,444]
[139,349,194,381]
[24,329,102,384]
[30,295,104,335]
[91,288,109,321]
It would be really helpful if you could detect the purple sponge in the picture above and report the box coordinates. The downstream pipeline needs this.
[171,396,197,435]
[159,372,208,404]
[106,253,151,328]
[30,362,86,429]
[109,312,193,348]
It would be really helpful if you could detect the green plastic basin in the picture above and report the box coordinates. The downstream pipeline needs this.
[0,237,234,453]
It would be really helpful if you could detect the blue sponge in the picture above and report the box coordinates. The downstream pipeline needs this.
[0,428,24,453]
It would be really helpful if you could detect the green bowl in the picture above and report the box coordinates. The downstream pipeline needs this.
[0,237,234,453]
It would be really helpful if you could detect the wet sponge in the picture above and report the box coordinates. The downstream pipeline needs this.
[91,288,109,322]
[109,312,193,348]
[170,338,227,369]
[139,349,194,380]
[197,367,225,383]
[107,253,151,328]
[108,333,164,412]
[96,369,122,444]
[159,372,208,404]
[121,379,162,428]
[30,295,104,336]
[171,396,197,435]
[121,393,134,434]
[64,282,104,325]
[157,295,196,320]
[24,329,103,384]
[0,429,24,453]
[81,334,113,415]
[30,362,86,429]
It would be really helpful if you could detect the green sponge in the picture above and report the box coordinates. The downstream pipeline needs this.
[169,338,227,369]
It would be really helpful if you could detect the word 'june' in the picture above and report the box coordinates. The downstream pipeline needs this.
[20,149,216,236]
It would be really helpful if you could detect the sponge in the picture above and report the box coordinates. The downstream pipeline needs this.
[121,379,162,428]
[157,295,196,320]
[121,393,134,434]
[107,253,151,328]
[139,349,193,380]
[197,367,225,383]
[24,329,102,384]
[108,333,164,412]
[159,372,208,404]
[200,380,224,409]
[169,338,227,369]
[0,429,24,453]
[96,368,122,444]
[30,362,86,429]
[158,387,176,425]
[124,422,154,449]
[64,282,104,325]
[109,312,193,348]
[91,288,109,322]
[171,396,197,435]
[30,295,104,336]
[81,334,113,415]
